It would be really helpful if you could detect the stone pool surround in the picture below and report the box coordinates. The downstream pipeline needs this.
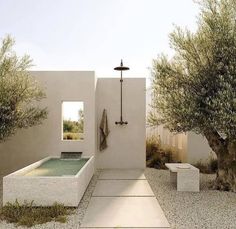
[3,156,94,207]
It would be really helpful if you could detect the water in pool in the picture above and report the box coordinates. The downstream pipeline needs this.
[24,158,89,176]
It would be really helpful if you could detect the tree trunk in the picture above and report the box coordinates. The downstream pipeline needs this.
[204,130,236,192]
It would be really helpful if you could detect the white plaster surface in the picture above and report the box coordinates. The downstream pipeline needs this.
[93,180,155,196]
[0,74,146,175]
[165,163,199,192]
[3,156,94,206]
[99,169,146,180]
[0,71,96,175]
[96,78,146,169]
[81,196,170,228]
[187,132,216,163]
[177,169,200,192]
[165,163,198,172]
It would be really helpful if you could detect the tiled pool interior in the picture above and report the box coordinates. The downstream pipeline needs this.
[24,158,89,176]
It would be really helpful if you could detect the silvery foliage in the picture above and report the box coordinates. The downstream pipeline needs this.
[149,0,236,140]
[0,36,48,141]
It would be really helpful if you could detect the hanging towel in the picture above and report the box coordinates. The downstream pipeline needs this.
[99,109,110,151]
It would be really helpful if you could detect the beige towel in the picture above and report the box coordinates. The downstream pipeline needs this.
[99,109,110,151]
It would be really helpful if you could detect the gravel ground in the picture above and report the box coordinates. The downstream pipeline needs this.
[145,168,236,229]
[1,169,236,229]
[0,170,100,229]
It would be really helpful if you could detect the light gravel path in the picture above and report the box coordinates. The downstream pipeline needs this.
[1,169,236,229]
[145,168,236,229]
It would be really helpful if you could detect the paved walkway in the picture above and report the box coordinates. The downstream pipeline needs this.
[80,169,170,228]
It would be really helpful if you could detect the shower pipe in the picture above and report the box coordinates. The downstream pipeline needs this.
[114,60,129,125]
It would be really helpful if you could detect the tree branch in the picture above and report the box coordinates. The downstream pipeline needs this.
[203,128,227,156]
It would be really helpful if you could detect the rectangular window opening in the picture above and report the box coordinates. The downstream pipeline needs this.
[62,101,84,141]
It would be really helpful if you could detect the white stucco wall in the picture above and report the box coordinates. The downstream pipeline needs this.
[187,132,216,163]
[96,78,146,169]
[0,72,146,174]
[0,71,96,175]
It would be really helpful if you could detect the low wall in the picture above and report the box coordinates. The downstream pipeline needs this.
[187,132,216,163]
[146,125,214,163]
[146,89,215,163]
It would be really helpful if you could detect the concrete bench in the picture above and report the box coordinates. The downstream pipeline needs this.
[165,163,199,192]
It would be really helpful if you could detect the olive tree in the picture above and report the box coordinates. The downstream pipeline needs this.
[149,0,236,191]
[0,35,47,141]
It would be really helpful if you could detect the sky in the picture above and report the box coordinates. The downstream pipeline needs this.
[63,101,84,121]
[0,0,199,82]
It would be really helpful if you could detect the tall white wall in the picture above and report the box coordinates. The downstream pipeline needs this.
[0,71,96,175]
[96,78,146,169]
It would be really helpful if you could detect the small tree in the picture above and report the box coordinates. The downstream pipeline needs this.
[63,120,75,133]
[0,35,47,141]
[149,0,236,191]
[78,109,84,133]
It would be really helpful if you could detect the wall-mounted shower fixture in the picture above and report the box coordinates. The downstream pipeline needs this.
[114,59,129,125]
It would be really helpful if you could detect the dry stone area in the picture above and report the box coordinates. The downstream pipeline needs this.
[1,169,236,228]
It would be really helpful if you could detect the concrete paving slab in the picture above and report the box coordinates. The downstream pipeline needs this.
[78,227,169,229]
[99,169,146,180]
[93,180,155,197]
[81,197,170,228]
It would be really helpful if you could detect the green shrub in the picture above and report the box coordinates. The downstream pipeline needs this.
[0,200,74,227]
[194,156,218,174]
[56,215,67,223]
[209,157,218,173]
[63,119,83,134]
[63,132,79,140]
[146,135,161,159]
[146,135,176,169]
[194,161,209,174]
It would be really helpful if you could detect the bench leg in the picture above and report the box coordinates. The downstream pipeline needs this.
[170,171,177,187]
[177,170,199,192]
